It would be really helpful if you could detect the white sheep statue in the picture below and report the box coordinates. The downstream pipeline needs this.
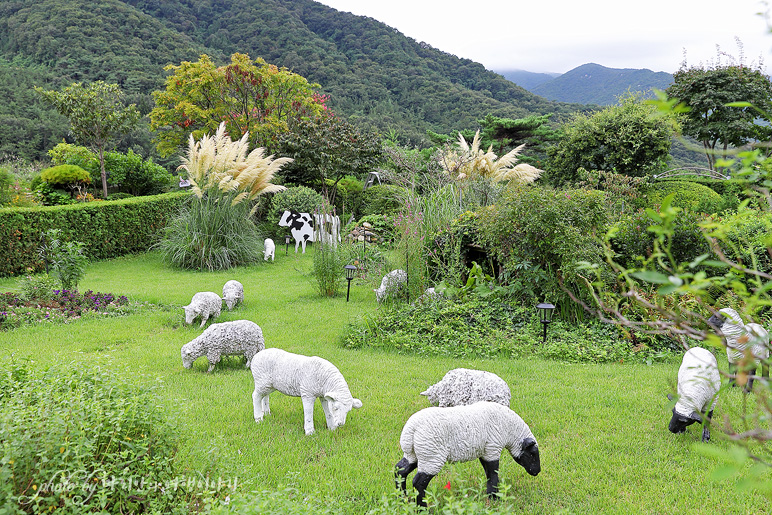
[181,320,265,373]
[421,368,511,407]
[708,307,770,389]
[183,291,222,328]
[264,238,275,261]
[395,401,540,507]
[374,269,407,303]
[667,347,720,442]
[251,348,363,435]
[222,280,244,311]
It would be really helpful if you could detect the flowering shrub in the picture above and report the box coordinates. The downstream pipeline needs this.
[0,289,130,330]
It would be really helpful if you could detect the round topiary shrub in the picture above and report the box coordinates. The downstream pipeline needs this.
[40,164,91,186]
[269,186,325,218]
[643,180,723,213]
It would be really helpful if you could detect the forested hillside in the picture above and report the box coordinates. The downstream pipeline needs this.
[530,63,673,105]
[0,0,581,162]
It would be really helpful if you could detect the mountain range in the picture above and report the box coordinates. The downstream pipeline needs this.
[0,0,587,162]
[497,63,674,105]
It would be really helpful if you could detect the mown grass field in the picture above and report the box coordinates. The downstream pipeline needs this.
[0,250,770,513]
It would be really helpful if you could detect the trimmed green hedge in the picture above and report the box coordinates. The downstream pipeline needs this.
[0,191,190,276]
[642,180,723,213]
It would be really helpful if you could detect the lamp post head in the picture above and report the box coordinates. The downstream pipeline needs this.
[285,235,291,245]
[344,264,357,281]
[536,302,555,322]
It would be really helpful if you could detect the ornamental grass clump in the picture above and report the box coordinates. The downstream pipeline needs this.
[159,123,289,271]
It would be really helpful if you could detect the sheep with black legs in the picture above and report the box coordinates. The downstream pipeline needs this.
[395,401,540,507]
[708,307,770,388]
[667,347,720,442]
[183,291,222,328]
[181,320,264,373]
[421,368,511,407]
[222,280,244,311]
[251,348,362,435]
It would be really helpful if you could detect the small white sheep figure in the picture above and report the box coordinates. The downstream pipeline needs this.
[667,347,720,442]
[374,269,407,303]
[421,368,511,407]
[183,292,222,328]
[264,238,275,261]
[395,401,540,507]
[251,348,363,435]
[222,280,244,311]
[709,308,770,388]
[181,320,265,373]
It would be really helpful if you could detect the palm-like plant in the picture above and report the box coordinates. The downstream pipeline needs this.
[160,123,291,270]
[440,130,543,184]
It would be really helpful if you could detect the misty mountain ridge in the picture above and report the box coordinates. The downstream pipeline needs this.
[496,63,674,105]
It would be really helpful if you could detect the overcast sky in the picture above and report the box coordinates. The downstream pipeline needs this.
[316,0,772,74]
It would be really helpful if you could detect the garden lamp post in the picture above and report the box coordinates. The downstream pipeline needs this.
[285,234,291,256]
[344,264,357,302]
[536,302,555,343]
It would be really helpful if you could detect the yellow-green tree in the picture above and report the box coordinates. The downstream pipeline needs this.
[151,53,326,156]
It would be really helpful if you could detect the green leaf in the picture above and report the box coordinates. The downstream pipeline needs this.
[631,271,671,284]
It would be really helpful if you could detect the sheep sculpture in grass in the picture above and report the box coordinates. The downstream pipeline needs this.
[667,347,720,442]
[264,238,275,262]
[183,291,222,328]
[181,320,265,373]
[395,401,540,507]
[222,280,244,311]
[708,307,770,389]
[374,269,407,303]
[251,348,362,435]
[421,368,511,407]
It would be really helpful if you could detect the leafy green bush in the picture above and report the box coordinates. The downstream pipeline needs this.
[0,191,189,276]
[477,185,611,322]
[96,150,174,196]
[40,164,91,186]
[41,229,88,290]
[610,209,712,270]
[642,180,723,213]
[714,208,772,277]
[15,273,59,302]
[269,186,325,219]
[360,184,403,217]
[33,182,78,206]
[328,175,364,220]
[340,297,676,363]
[0,359,184,514]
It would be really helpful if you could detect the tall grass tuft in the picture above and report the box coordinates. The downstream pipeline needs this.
[158,123,289,271]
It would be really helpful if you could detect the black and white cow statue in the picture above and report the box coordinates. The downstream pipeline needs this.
[279,211,315,253]
[279,210,341,254]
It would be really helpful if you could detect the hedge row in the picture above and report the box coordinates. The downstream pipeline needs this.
[0,191,190,276]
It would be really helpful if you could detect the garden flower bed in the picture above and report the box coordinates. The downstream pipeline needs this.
[0,289,130,330]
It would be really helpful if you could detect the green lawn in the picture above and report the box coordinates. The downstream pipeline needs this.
[0,250,770,513]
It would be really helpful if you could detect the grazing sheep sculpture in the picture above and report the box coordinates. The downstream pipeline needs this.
[251,348,362,435]
[183,292,222,328]
[667,347,720,442]
[374,269,407,303]
[264,238,275,261]
[222,280,244,311]
[181,320,265,373]
[395,401,540,507]
[421,368,511,407]
[708,307,770,388]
